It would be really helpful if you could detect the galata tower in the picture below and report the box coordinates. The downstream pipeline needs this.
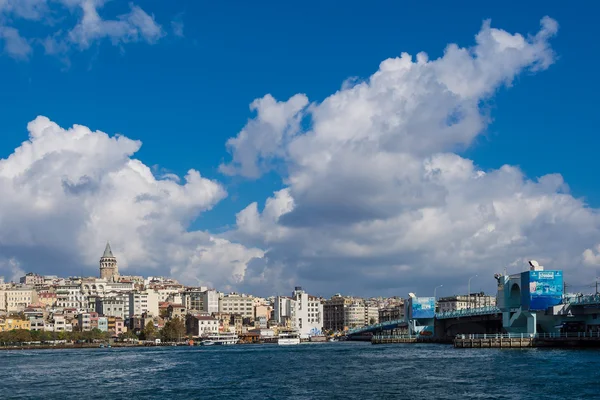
[99,242,119,282]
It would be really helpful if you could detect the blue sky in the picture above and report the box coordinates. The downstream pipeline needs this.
[0,0,599,296]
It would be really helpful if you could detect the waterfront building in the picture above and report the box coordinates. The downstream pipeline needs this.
[48,315,69,332]
[438,292,496,313]
[273,287,323,336]
[29,317,45,331]
[250,328,275,339]
[187,315,219,337]
[323,295,353,331]
[98,317,108,332]
[0,318,31,331]
[379,303,405,322]
[107,316,125,337]
[99,242,119,282]
[291,287,323,336]
[77,312,99,331]
[219,294,254,319]
[344,301,366,329]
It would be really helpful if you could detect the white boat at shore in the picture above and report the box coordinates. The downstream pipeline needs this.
[278,331,301,345]
[206,333,239,345]
[200,340,215,346]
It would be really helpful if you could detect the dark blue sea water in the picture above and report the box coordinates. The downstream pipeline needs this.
[1,342,599,399]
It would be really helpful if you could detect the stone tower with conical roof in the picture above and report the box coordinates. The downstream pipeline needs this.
[99,242,119,282]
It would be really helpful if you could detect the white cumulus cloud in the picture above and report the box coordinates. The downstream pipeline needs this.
[0,0,164,60]
[0,116,263,288]
[223,17,600,296]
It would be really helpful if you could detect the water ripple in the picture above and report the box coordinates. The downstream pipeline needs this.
[1,343,599,399]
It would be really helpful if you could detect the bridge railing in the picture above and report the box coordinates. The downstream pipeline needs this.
[435,306,501,320]
[564,294,600,305]
[346,319,407,335]
[458,331,600,340]
[372,334,418,340]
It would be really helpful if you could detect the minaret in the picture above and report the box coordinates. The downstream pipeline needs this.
[99,242,119,282]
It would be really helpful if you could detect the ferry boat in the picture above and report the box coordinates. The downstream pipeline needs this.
[278,331,301,345]
[206,333,239,345]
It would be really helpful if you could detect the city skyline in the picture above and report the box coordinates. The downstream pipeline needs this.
[1,2,600,298]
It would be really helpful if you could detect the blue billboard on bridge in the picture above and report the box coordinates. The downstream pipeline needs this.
[521,270,563,311]
[410,297,436,319]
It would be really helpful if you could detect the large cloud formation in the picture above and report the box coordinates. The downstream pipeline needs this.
[224,17,600,297]
[3,17,600,297]
[0,117,263,290]
[0,0,163,60]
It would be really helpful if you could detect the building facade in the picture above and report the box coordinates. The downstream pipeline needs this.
[20,273,44,286]
[438,292,496,313]
[379,304,405,322]
[1,285,38,313]
[186,315,219,336]
[323,295,353,332]
[291,287,323,336]
[219,294,254,319]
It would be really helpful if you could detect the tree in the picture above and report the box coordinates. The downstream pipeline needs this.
[369,317,377,325]
[13,329,32,343]
[142,321,157,341]
[118,330,137,341]
[161,317,186,342]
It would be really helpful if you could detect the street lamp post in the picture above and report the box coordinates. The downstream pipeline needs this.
[468,275,478,309]
[434,285,443,313]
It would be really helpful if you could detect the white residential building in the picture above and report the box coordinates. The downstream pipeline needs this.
[55,284,84,309]
[187,315,219,336]
[128,291,158,317]
[438,292,496,313]
[1,285,38,312]
[291,287,323,336]
[275,287,323,336]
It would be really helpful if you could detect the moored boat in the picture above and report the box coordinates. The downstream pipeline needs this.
[278,331,301,345]
[206,333,239,345]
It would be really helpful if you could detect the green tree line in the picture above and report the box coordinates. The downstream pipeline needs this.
[0,328,110,344]
[0,317,189,345]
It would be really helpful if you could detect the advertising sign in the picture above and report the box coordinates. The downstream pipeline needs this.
[523,270,563,311]
[411,297,435,319]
